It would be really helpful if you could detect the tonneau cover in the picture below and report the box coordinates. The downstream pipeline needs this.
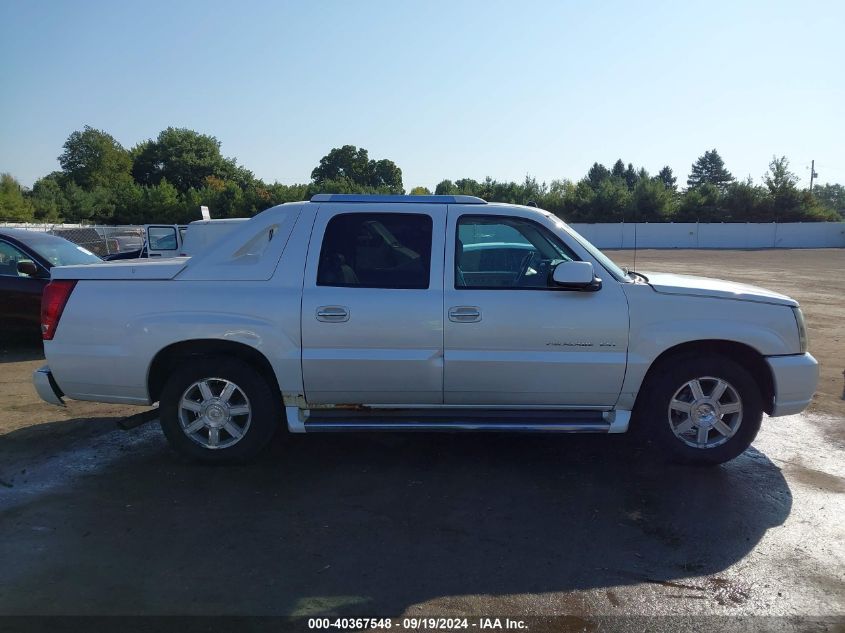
[50,258,189,280]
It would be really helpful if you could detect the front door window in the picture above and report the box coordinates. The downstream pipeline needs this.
[456,215,577,289]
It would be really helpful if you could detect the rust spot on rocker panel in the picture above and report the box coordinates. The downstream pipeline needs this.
[282,394,373,411]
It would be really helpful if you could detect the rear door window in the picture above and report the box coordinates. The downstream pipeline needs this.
[317,213,433,289]
[147,226,178,251]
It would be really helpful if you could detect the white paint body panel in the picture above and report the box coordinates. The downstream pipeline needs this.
[644,271,798,307]
[766,353,819,416]
[38,200,818,426]
[181,218,249,256]
[53,258,189,280]
[300,203,446,404]
[444,204,628,406]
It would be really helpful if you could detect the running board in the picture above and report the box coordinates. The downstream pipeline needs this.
[286,407,630,434]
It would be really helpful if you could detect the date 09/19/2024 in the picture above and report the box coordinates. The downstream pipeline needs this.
[307,617,527,630]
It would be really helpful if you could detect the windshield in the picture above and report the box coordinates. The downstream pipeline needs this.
[27,235,101,266]
[547,215,629,282]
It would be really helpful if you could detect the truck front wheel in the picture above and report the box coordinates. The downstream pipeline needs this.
[635,354,764,465]
[159,356,281,462]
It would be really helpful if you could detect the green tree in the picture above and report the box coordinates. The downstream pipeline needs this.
[812,183,845,217]
[764,156,802,221]
[454,178,482,195]
[311,145,370,184]
[110,179,144,224]
[764,156,799,196]
[623,163,639,190]
[629,177,675,222]
[58,126,132,190]
[611,159,626,179]
[657,166,677,191]
[30,172,67,220]
[721,179,768,222]
[541,179,575,219]
[687,149,734,190]
[62,183,117,223]
[140,179,182,223]
[311,145,403,193]
[595,178,632,221]
[434,179,457,195]
[569,177,630,222]
[265,182,309,205]
[370,159,403,192]
[0,174,35,221]
[677,183,722,221]
[520,175,546,204]
[409,186,432,195]
[586,163,610,188]
[132,127,242,192]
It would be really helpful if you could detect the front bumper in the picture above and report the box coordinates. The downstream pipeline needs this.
[766,353,818,417]
[33,365,65,406]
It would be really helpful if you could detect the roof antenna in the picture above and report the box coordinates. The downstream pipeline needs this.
[526,200,538,207]
[633,213,638,274]
[621,197,637,275]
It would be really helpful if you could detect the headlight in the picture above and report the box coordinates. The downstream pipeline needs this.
[792,307,808,353]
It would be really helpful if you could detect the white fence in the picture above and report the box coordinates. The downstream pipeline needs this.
[4,221,845,250]
[569,222,845,249]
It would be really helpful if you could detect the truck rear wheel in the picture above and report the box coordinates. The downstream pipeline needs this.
[159,356,281,463]
[635,353,763,465]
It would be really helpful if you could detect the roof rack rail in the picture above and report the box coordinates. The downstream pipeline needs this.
[310,194,486,205]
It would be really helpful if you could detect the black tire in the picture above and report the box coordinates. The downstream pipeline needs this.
[159,356,282,463]
[633,353,763,465]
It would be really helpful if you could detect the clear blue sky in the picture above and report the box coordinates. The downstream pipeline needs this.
[2,0,843,190]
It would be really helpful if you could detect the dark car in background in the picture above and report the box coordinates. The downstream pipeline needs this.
[0,229,101,337]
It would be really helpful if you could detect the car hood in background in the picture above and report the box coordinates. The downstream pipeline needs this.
[50,258,189,280]
[642,271,798,307]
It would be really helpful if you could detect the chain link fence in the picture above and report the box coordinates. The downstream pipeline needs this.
[0,223,145,257]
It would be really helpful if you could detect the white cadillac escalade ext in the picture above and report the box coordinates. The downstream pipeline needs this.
[33,194,818,465]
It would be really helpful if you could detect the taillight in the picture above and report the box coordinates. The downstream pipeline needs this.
[41,280,77,341]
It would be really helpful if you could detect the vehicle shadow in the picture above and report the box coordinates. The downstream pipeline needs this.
[0,420,792,615]
[0,337,43,363]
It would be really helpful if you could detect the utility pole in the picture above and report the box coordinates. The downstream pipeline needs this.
[809,160,817,192]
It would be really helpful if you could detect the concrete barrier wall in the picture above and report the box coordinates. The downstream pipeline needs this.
[5,221,844,249]
[569,222,845,249]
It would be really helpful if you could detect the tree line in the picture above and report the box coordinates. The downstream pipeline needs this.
[1,126,843,224]
[433,151,842,223]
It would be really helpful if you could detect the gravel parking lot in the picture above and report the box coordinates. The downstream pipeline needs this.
[0,249,843,629]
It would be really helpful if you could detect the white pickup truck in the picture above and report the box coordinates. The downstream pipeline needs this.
[33,194,818,465]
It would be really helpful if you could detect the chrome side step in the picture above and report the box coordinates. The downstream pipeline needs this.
[305,421,611,433]
[285,406,630,434]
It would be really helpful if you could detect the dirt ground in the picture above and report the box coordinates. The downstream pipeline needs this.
[0,249,843,628]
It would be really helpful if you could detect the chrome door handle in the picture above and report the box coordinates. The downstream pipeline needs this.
[316,306,350,322]
[448,306,481,323]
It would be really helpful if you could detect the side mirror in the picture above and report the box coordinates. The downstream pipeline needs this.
[17,260,39,277]
[552,261,602,291]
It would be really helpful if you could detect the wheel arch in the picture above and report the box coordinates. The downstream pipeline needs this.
[147,339,282,405]
[633,340,775,416]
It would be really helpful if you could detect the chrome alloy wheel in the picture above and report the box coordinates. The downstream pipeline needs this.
[178,378,252,449]
[667,376,743,449]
